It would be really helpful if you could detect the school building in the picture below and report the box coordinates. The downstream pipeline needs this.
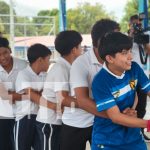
[14,34,92,60]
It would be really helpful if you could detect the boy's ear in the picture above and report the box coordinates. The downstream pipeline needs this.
[71,47,76,54]
[105,55,114,63]
[71,47,78,56]
[37,57,43,62]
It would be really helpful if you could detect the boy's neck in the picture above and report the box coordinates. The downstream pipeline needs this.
[62,55,75,64]
[107,63,124,76]
[93,48,103,64]
[30,63,41,75]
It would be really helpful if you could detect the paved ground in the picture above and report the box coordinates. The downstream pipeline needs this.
[86,142,150,150]
[86,98,150,150]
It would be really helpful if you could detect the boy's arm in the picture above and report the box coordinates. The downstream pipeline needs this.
[70,60,108,118]
[0,83,12,100]
[8,91,23,103]
[75,87,108,118]
[24,88,56,111]
[56,91,78,108]
[132,93,138,109]
[55,90,79,117]
[74,87,137,118]
[0,83,23,103]
[106,105,148,128]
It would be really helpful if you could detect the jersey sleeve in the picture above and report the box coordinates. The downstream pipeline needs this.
[92,73,116,112]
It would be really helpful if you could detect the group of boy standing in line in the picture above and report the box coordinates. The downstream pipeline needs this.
[0,18,150,150]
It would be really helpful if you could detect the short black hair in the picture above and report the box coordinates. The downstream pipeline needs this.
[27,43,51,64]
[0,37,9,48]
[98,32,133,61]
[55,30,82,56]
[129,14,139,22]
[91,19,120,48]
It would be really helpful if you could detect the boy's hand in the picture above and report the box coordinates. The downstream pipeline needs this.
[123,107,137,117]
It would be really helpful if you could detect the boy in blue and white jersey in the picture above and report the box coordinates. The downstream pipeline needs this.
[14,44,51,150]
[92,32,150,150]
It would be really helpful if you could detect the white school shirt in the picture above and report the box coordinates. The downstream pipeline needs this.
[0,57,27,118]
[36,57,70,125]
[62,49,103,128]
[132,43,149,77]
[15,65,46,121]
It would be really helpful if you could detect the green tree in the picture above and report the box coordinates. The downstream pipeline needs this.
[0,1,36,37]
[0,17,4,33]
[33,9,59,36]
[0,1,11,35]
[67,2,115,34]
[0,1,10,14]
[14,16,37,36]
[35,2,116,35]
[0,1,17,36]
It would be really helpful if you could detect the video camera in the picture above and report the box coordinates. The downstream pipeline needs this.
[132,13,149,44]
[133,23,149,44]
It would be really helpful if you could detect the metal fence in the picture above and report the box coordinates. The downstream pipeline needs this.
[0,14,56,57]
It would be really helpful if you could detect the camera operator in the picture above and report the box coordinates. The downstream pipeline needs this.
[128,14,150,142]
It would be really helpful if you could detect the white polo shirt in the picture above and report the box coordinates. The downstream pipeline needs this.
[62,49,103,128]
[15,65,46,121]
[36,57,70,125]
[132,43,149,77]
[0,57,27,118]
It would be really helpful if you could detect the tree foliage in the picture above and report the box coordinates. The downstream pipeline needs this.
[0,1,10,14]
[33,9,59,35]
[34,2,115,34]
[0,1,39,36]
[2,0,150,36]
[67,2,114,34]
[0,1,11,35]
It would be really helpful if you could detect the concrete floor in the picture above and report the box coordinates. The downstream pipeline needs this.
[86,134,150,150]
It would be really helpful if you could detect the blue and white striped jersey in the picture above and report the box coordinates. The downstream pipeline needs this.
[92,61,150,148]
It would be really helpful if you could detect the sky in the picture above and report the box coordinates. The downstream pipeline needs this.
[4,0,129,21]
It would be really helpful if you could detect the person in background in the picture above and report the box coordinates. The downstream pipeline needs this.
[128,14,150,142]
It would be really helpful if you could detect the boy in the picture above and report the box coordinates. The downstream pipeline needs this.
[92,32,150,150]
[0,37,27,150]
[67,19,121,150]
[36,30,83,150]
[14,43,51,150]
